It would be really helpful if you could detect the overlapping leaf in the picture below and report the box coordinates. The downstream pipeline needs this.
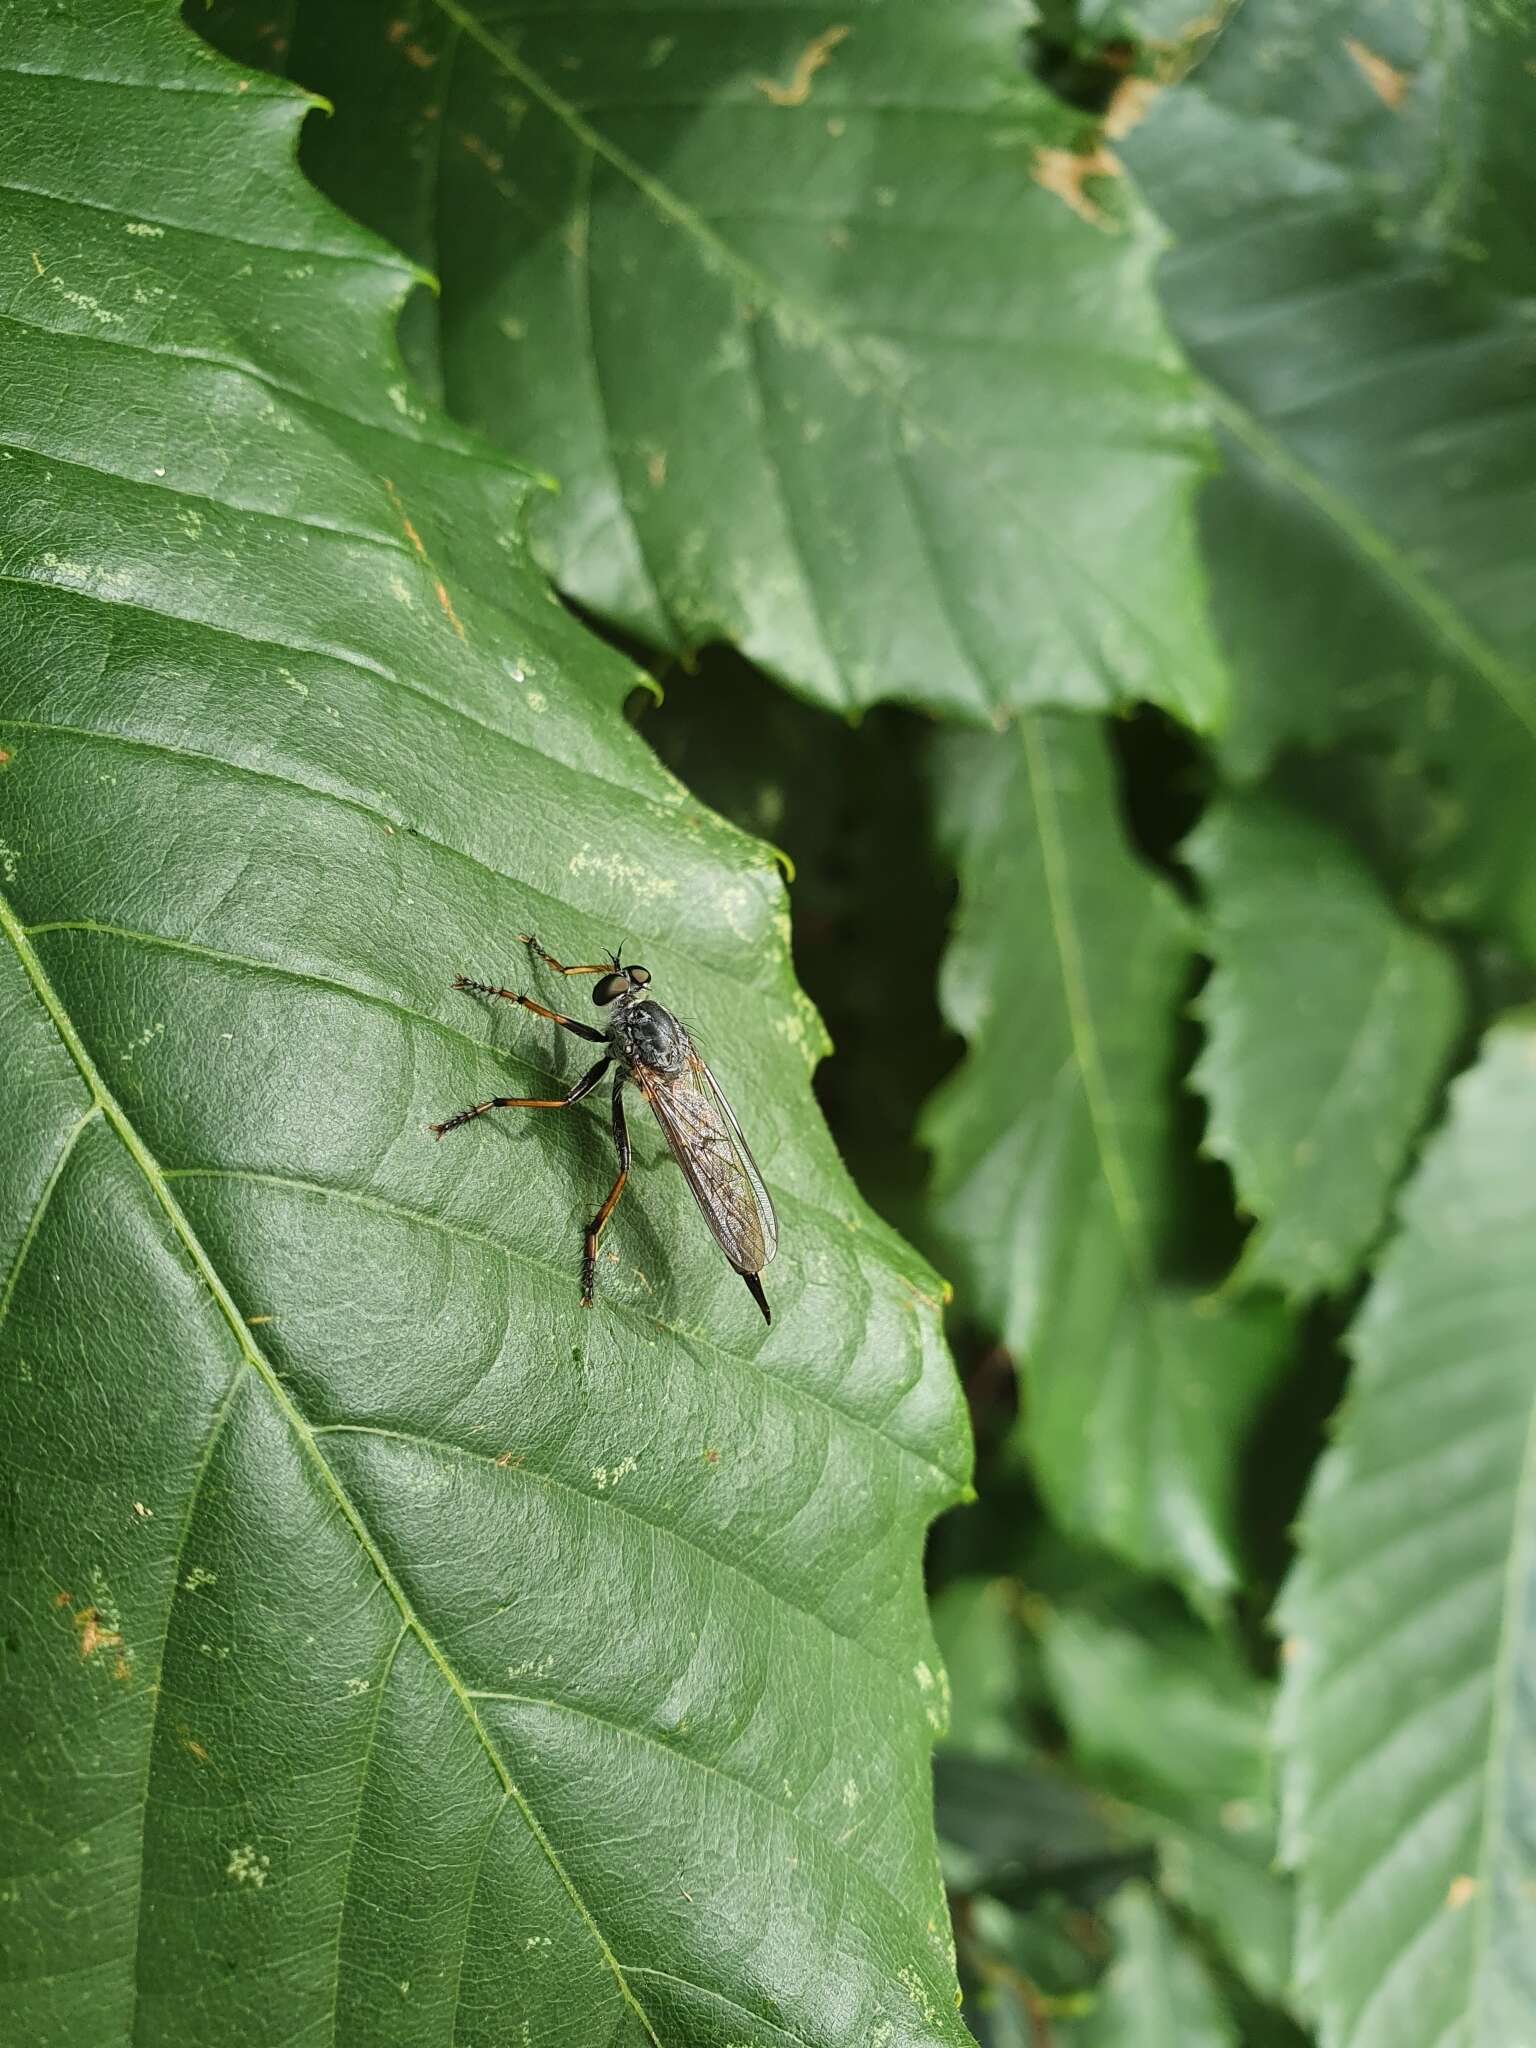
[1070,1885,1236,2048]
[1041,1599,1292,2001]
[198,0,1226,728]
[1277,1022,1536,2048]
[1188,798,1465,1298]
[921,716,1292,1600]
[0,5,973,2041]
[1126,0,1536,956]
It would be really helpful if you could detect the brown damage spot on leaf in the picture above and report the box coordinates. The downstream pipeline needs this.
[386,22,437,68]
[755,25,851,107]
[74,1607,123,1660]
[1445,1874,1478,1910]
[1031,144,1121,227]
[382,477,466,640]
[494,1451,524,1469]
[646,449,667,489]
[1103,75,1162,141]
[1344,37,1410,109]
[459,132,504,176]
[53,1589,74,1608]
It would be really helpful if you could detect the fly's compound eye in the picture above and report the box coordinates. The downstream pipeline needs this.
[628,965,650,986]
[593,972,628,1006]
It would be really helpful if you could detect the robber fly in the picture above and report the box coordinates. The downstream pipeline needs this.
[429,935,778,1323]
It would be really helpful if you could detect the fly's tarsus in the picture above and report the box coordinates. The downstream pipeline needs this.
[520,933,614,979]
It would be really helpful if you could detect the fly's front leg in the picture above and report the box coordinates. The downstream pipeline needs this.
[451,976,606,1044]
[582,1072,631,1306]
[519,934,613,980]
[429,1055,610,1139]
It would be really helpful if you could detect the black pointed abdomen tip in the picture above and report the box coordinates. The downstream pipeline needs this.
[741,1270,771,1325]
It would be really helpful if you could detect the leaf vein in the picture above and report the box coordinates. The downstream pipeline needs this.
[314,1420,904,1677]
[172,1164,961,1484]
[0,1104,99,1339]
[470,1684,928,1947]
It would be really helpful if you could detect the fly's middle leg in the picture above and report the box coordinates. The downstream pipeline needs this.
[582,1072,631,1306]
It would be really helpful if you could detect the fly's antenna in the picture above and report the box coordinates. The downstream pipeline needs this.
[609,949,623,971]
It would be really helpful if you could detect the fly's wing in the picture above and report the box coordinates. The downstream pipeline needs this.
[635,1046,778,1275]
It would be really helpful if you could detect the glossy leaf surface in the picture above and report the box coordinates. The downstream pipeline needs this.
[1189,799,1464,1298]
[1127,0,1536,955]
[0,7,971,2042]
[921,717,1291,1600]
[1071,1884,1237,2048]
[1042,1599,1291,2001]
[202,0,1227,728]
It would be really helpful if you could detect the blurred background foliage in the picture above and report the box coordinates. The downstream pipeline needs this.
[191,0,1536,2040]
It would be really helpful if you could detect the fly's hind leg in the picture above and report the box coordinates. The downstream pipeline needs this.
[582,1072,631,1306]
[429,1054,610,1138]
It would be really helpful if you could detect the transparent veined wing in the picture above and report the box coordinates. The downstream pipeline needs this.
[634,1045,778,1275]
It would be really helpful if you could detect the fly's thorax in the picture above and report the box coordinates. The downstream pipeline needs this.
[608,994,689,1076]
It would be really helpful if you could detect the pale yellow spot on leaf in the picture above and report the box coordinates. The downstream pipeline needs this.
[1344,36,1410,108]
[755,24,850,107]
[1031,144,1121,227]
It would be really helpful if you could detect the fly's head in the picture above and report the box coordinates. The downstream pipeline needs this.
[592,952,651,1009]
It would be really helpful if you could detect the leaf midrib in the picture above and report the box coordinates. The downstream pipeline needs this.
[1018,715,1155,1275]
[1016,717,1223,1590]
[0,884,666,2048]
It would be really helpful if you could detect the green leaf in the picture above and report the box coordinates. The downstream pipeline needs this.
[1188,798,1465,1298]
[1041,1599,1293,2002]
[1070,1884,1237,2048]
[921,716,1292,1599]
[1125,1,1536,955]
[0,8,973,2042]
[198,0,1226,728]
[956,1891,1107,2048]
[934,1752,1142,1906]
[1277,1021,1536,2048]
